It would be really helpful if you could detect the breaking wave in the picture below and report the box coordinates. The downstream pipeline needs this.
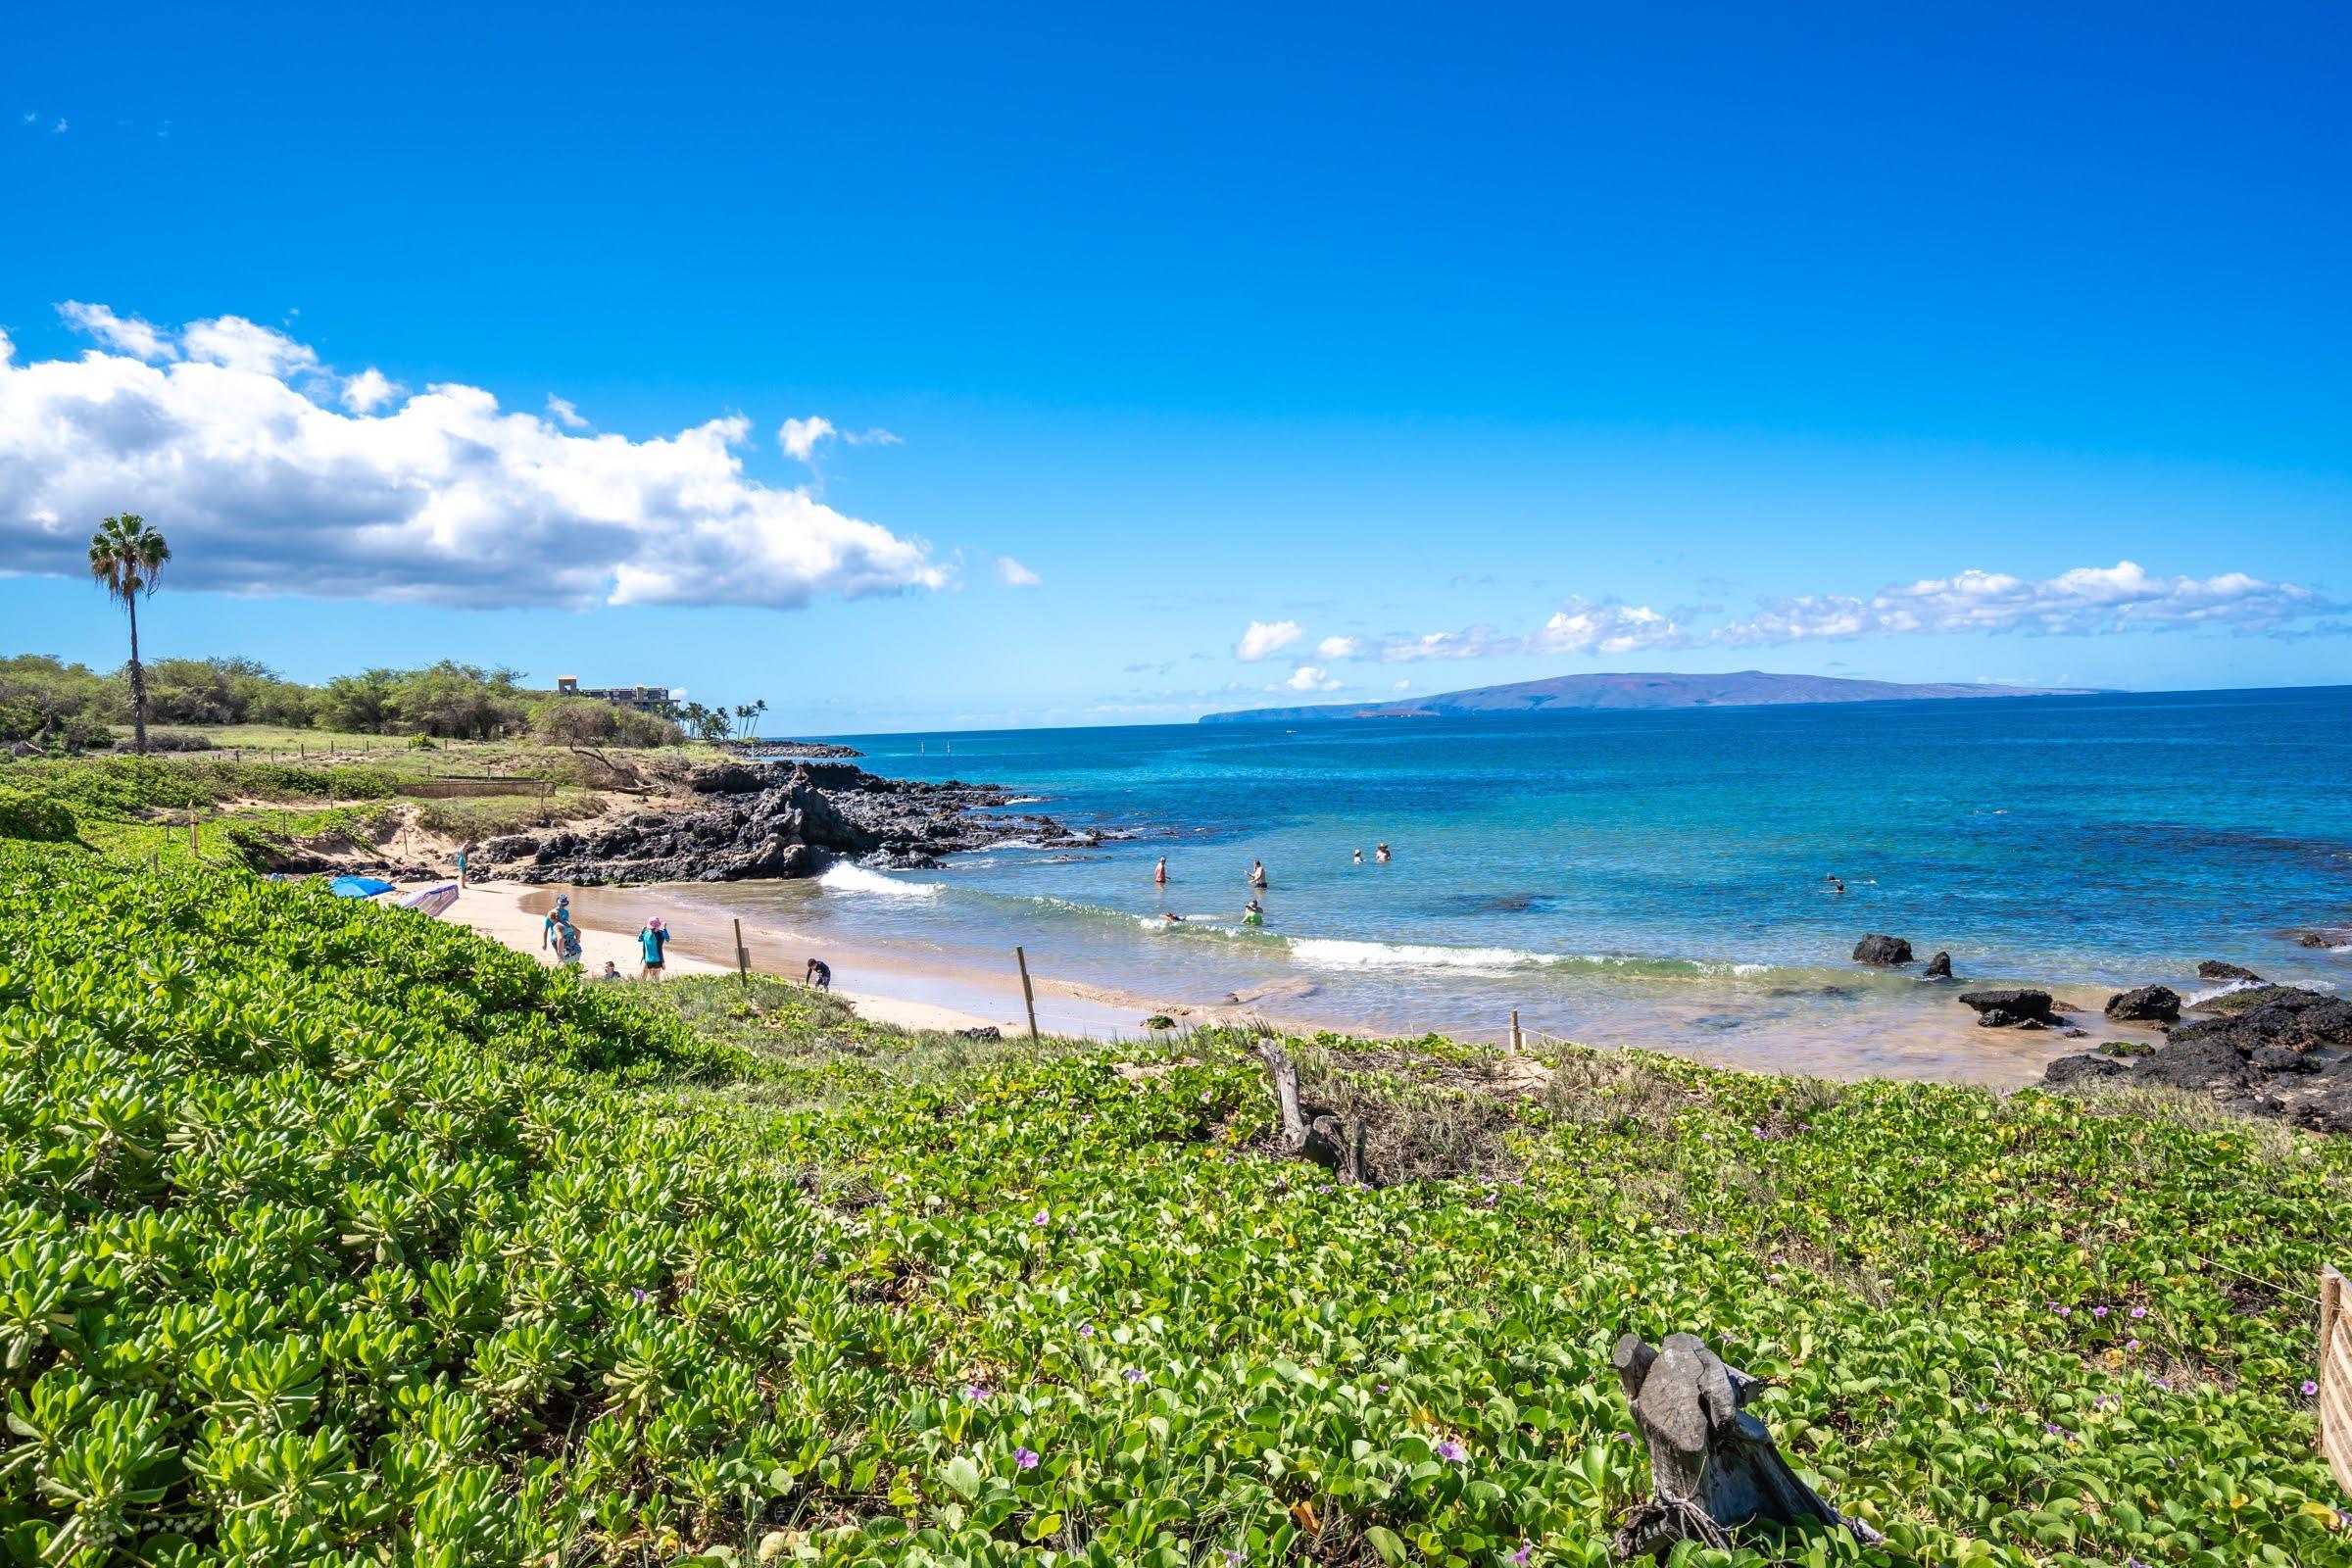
[817,862,945,898]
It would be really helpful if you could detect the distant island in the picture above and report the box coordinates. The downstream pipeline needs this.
[1199,669,2097,724]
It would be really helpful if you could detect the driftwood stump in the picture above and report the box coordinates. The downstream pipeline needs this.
[1250,1038,1365,1183]
[1611,1333,1880,1560]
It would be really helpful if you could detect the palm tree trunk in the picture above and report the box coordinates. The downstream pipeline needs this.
[126,594,149,756]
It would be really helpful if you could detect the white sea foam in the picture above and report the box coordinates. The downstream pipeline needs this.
[2181,977,2264,1006]
[1287,937,1555,972]
[817,862,944,898]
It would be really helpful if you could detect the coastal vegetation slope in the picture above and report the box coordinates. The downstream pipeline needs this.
[1,832,2346,1566]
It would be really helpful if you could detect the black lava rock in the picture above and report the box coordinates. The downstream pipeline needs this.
[1958,988,2057,1024]
[1852,934,1915,965]
[2197,960,2263,982]
[1922,951,1953,980]
[2103,985,2181,1024]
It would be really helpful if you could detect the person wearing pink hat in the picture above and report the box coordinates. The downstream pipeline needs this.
[637,915,671,980]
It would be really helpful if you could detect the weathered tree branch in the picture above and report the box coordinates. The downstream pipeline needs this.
[1250,1038,1366,1184]
[1611,1332,1881,1560]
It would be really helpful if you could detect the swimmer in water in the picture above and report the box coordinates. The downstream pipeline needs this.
[1154,857,1167,884]
[1243,898,1264,925]
[1249,859,1268,888]
[1375,843,1391,862]
[1352,848,1363,864]
[1162,910,1185,923]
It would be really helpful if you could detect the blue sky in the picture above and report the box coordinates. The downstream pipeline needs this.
[2,2,2346,730]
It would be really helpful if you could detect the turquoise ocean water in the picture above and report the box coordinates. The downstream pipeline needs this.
[687,687,2352,1076]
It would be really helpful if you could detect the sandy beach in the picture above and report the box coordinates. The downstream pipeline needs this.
[447,877,1146,1038]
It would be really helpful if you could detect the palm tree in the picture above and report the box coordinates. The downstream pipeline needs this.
[87,514,172,755]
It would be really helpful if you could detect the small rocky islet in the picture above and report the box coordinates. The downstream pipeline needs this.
[1853,931,2352,1134]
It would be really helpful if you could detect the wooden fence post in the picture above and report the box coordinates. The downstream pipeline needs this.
[2323,1264,2350,1494]
[1015,946,1040,1042]
[1509,1009,1522,1054]
[733,918,750,988]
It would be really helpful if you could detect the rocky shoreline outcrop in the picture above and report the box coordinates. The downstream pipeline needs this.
[470,759,1095,884]
[2042,981,2352,1134]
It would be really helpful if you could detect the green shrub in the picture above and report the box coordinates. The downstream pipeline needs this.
[0,786,74,841]
[2,844,2346,1567]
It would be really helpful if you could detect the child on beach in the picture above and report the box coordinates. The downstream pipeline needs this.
[806,957,832,991]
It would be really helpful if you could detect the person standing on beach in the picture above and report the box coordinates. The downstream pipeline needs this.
[638,916,670,980]
[1249,859,1268,888]
[542,896,571,953]
[805,957,832,991]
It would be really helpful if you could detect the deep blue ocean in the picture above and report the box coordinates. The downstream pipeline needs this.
[694,687,2352,1077]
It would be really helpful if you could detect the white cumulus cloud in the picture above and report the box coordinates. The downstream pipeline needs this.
[339,368,403,414]
[1235,619,1304,662]
[1534,598,1688,656]
[178,315,318,377]
[780,416,901,464]
[779,416,836,463]
[57,302,175,362]
[545,395,588,429]
[1712,562,2336,646]
[1286,665,1341,692]
[996,556,1042,587]
[0,306,950,612]
[1315,634,1366,660]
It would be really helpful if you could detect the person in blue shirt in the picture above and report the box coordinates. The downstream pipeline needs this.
[638,916,671,980]
[542,896,572,954]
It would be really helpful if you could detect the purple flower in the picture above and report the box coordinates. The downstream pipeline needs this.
[2129,1305,2147,1319]
[2301,1379,2320,1396]
[2044,1422,2070,1438]
[2125,1339,2140,1351]
[1435,1439,1467,1463]
[1482,1192,1497,1207]
[628,1287,652,1304]
[1224,1552,1245,1567]
[2151,1377,2172,1391]
[1377,1383,1390,1393]
[963,1384,991,1402]
[1032,1209,1050,1226]
[1077,1323,1095,1338]
[1123,1368,1147,1384]
[1508,1543,1533,1567]
[1014,1446,1040,1470]
[813,1250,828,1265]
[2091,1305,2108,1318]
